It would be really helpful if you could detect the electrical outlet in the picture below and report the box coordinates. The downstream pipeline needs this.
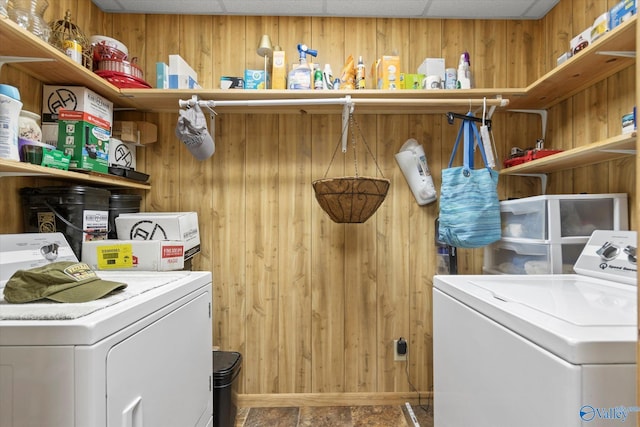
[393,339,407,361]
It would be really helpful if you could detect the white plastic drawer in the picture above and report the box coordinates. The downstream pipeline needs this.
[500,194,628,242]
[483,240,586,274]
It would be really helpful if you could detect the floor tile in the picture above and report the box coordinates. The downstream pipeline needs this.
[242,406,299,427]
[351,405,408,427]
[298,406,352,426]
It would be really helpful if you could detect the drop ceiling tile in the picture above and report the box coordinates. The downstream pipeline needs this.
[93,0,226,14]
[91,0,560,19]
[91,0,125,12]
[221,0,325,15]
[324,0,427,17]
[424,0,531,18]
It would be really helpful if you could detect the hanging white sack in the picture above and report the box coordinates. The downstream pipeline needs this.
[394,138,437,205]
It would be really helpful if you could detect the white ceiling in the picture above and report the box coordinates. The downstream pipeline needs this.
[91,0,560,19]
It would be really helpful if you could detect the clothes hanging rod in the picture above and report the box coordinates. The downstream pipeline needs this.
[178,95,509,110]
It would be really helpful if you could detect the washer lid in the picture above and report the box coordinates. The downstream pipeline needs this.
[434,274,637,364]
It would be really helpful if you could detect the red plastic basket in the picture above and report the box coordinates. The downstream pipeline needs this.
[94,70,151,89]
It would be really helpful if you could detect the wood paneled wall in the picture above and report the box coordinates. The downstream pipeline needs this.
[0,0,635,398]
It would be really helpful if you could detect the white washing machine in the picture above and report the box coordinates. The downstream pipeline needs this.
[433,231,637,427]
[0,233,213,427]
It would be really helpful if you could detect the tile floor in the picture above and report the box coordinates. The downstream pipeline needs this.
[234,402,434,427]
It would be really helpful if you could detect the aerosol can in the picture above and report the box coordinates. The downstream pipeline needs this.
[288,44,318,90]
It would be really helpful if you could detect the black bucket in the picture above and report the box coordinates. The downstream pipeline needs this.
[20,185,111,259]
[108,193,142,239]
[214,351,242,427]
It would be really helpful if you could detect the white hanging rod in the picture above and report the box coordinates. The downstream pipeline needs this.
[178,95,508,110]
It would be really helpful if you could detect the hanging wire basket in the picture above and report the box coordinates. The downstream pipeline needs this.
[312,114,390,223]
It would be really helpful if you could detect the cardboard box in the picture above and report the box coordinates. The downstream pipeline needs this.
[169,54,199,89]
[115,212,201,260]
[42,85,113,124]
[417,58,445,81]
[41,148,71,170]
[570,26,592,55]
[58,110,111,173]
[112,121,158,145]
[400,73,425,89]
[591,12,610,42]
[42,85,113,146]
[108,137,136,169]
[82,239,185,271]
[0,233,78,282]
[244,69,269,89]
[156,62,169,89]
[375,56,400,90]
[610,0,637,29]
[271,50,287,89]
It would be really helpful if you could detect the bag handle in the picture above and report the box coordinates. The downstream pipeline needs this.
[447,112,492,171]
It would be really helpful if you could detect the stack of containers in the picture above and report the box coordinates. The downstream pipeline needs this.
[483,194,628,275]
[91,35,151,88]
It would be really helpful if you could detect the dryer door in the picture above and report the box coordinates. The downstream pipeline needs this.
[106,291,212,427]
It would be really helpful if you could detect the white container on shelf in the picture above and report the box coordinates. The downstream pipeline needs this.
[499,193,628,243]
[0,85,23,161]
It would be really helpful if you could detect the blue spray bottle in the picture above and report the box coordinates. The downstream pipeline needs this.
[288,44,318,90]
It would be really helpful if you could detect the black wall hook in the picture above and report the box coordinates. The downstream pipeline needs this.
[446,112,492,131]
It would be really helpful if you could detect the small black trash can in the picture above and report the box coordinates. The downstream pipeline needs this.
[213,351,242,427]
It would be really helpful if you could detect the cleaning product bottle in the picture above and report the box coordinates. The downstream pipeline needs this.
[288,44,318,90]
[322,64,334,90]
[456,52,472,89]
[314,67,324,89]
[356,56,366,89]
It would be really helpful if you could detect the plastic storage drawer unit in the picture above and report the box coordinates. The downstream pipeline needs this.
[499,193,628,242]
[213,351,242,427]
[483,240,587,275]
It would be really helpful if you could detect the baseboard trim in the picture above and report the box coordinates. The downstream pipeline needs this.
[237,391,433,408]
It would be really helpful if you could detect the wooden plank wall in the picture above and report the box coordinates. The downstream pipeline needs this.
[0,0,635,399]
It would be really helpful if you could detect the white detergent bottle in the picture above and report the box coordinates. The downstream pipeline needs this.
[456,52,472,89]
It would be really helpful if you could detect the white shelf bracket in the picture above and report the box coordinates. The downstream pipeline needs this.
[0,56,54,73]
[508,108,548,142]
[512,173,548,195]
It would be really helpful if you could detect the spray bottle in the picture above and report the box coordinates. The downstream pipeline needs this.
[456,51,472,89]
[288,44,318,90]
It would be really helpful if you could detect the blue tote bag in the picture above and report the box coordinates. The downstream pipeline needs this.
[438,113,501,248]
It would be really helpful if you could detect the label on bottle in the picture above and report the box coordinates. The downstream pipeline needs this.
[314,69,324,90]
[356,65,366,89]
[63,40,83,64]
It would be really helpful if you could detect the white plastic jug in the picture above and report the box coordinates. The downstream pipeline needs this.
[0,85,23,161]
[395,138,437,205]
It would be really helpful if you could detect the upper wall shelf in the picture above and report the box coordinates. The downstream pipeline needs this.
[0,16,133,108]
[500,132,637,175]
[508,16,637,110]
[0,159,151,189]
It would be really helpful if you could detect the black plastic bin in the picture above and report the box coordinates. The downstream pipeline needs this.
[108,193,142,239]
[214,351,242,427]
[20,185,111,259]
